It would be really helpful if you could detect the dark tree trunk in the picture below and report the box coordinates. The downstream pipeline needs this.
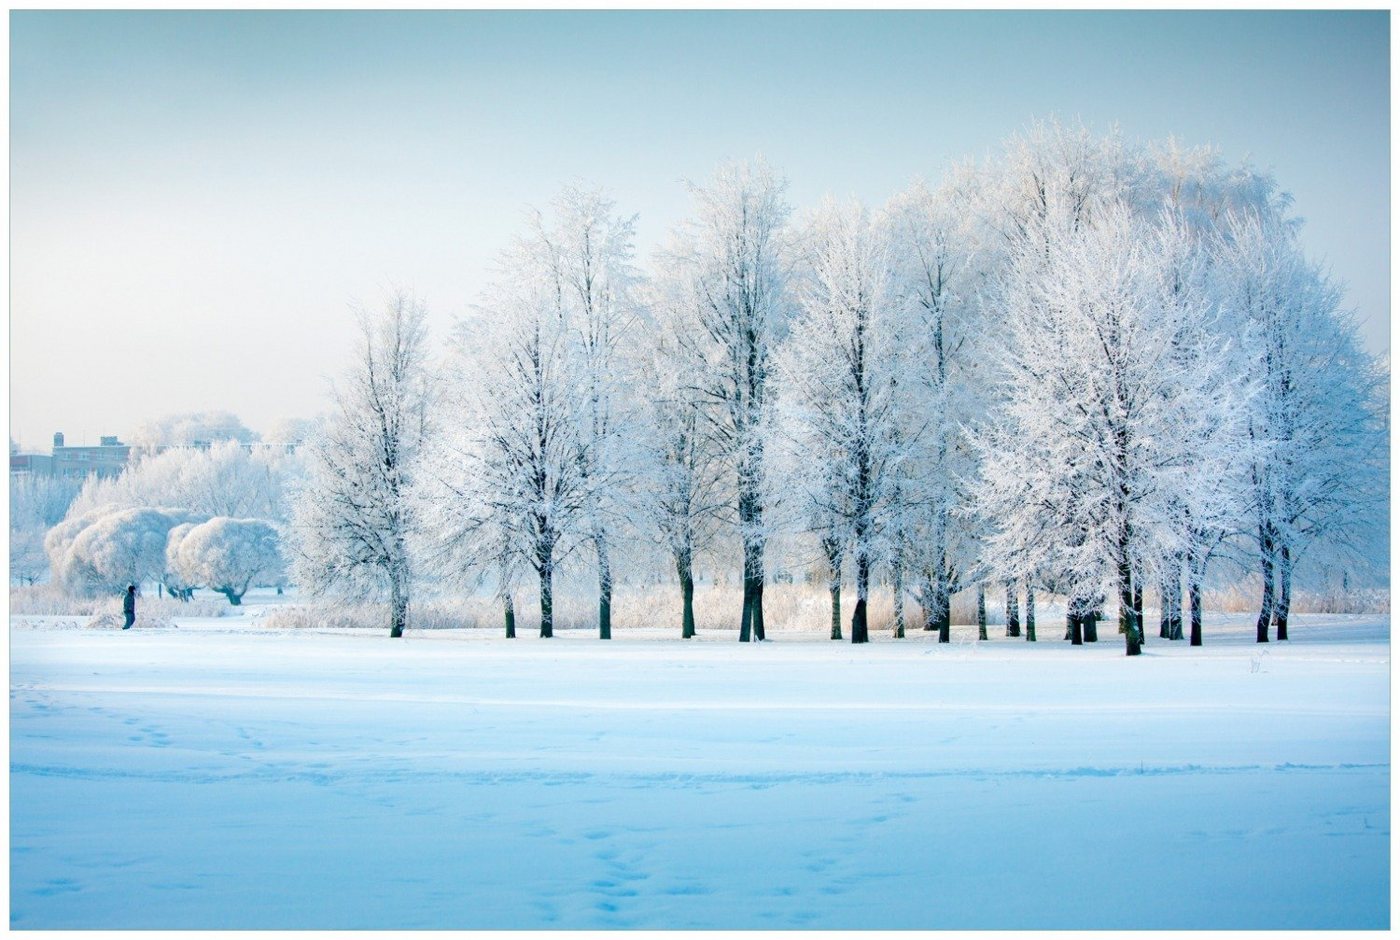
[1025,581,1036,642]
[1168,561,1184,641]
[504,592,516,639]
[1120,553,1141,657]
[1159,578,1172,639]
[829,579,842,641]
[740,579,753,642]
[851,552,870,644]
[824,538,842,640]
[1189,554,1203,647]
[219,588,244,607]
[739,556,767,642]
[1005,581,1020,637]
[1255,524,1275,644]
[1276,540,1291,641]
[539,564,554,638]
[737,486,766,641]
[1084,600,1100,643]
[753,579,766,641]
[678,553,696,639]
[596,535,613,640]
[892,559,906,639]
[851,599,868,644]
[934,569,951,643]
[976,584,987,641]
[389,576,408,639]
[1132,578,1145,647]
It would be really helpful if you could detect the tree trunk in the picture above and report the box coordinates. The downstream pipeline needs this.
[596,534,613,640]
[739,546,766,642]
[1025,581,1036,642]
[1159,579,1171,639]
[740,579,753,642]
[389,575,408,639]
[504,592,516,639]
[829,578,842,641]
[1170,558,1185,640]
[1005,580,1020,637]
[1255,524,1275,643]
[1188,548,1203,647]
[1084,602,1100,643]
[1132,578,1145,647]
[678,553,696,639]
[1119,551,1141,657]
[539,563,554,638]
[851,550,870,644]
[892,559,906,639]
[976,584,987,641]
[824,538,842,640]
[752,576,766,641]
[935,569,951,643]
[1276,540,1292,641]
[219,588,244,606]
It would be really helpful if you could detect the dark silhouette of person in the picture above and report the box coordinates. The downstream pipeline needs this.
[122,584,136,630]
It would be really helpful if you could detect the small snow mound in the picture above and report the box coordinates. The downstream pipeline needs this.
[85,611,173,630]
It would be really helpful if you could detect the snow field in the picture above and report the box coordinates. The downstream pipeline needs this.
[9,610,1389,929]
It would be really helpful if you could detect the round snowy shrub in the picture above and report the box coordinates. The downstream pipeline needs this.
[170,517,283,606]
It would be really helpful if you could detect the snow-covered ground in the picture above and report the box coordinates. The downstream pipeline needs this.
[9,601,1389,929]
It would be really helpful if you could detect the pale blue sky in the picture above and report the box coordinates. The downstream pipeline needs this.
[9,10,1389,450]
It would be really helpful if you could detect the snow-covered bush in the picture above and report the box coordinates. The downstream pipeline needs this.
[170,517,283,605]
[163,522,200,601]
[43,504,120,586]
[59,507,205,597]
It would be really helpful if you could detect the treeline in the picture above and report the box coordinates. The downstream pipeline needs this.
[53,120,1384,654]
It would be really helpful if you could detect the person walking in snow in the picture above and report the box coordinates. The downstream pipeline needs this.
[122,584,136,630]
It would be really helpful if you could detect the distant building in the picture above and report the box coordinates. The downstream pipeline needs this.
[9,431,132,479]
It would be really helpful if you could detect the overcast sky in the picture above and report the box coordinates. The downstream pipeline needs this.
[9,10,1390,451]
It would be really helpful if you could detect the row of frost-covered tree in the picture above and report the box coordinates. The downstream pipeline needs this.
[223,121,1385,653]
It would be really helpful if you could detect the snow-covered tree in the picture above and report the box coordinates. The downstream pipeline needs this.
[262,417,318,447]
[413,326,531,638]
[169,517,283,605]
[976,196,1246,656]
[662,158,792,641]
[130,410,260,451]
[885,170,993,641]
[1214,210,1389,642]
[10,473,82,584]
[528,186,642,639]
[777,198,920,644]
[635,296,727,638]
[289,292,433,637]
[433,248,590,639]
[69,440,297,524]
